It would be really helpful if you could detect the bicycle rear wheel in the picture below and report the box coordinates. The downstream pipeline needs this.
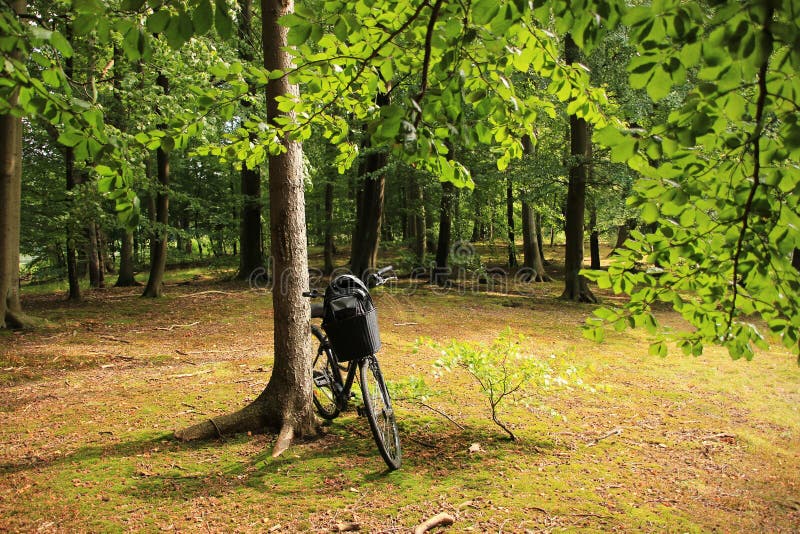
[311,326,340,420]
[359,354,401,470]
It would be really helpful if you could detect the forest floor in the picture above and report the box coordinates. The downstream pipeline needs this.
[1,246,799,533]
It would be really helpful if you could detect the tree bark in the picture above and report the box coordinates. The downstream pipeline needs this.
[115,230,138,286]
[176,0,317,453]
[560,34,597,303]
[521,200,552,282]
[323,178,335,275]
[0,0,33,329]
[86,221,103,288]
[589,203,600,270]
[237,0,263,282]
[64,145,82,298]
[433,181,455,286]
[506,175,517,268]
[410,172,426,265]
[350,92,389,279]
[142,74,171,298]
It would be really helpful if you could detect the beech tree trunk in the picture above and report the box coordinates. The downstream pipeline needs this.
[589,204,600,270]
[433,181,455,286]
[142,74,170,298]
[116,230,137,286]
[521,200,552,282]
[87,221,104,288]
[506,175,517,267]
[410,173,426,265]
[560,34,597,303]
[323,178,335,274]
[236,3,263,279]
[176,0,317,454]
[0,0,31,329]
[350,92,389,279]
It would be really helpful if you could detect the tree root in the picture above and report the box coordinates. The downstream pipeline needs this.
[3,309,40,329]
[174,394,320,458]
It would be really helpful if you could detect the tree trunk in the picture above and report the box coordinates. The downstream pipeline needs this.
[410,172,426,265]
[176,0,317,454]
[433,181,455,286]
[86,221,103,288]
[536,212,547,263]
[237,162,263,278]
[521,200,552,282]
[0,0,31,329]
[323,178,335,275]
[350,93,389,279]
[115,230,138,286]
[589,204,600,270]
[142,74,171,298]
[793,248,800,272]
[63,24,81,300]
[560,34,597,303]
[64,145,82,299]
[506,175,517,268]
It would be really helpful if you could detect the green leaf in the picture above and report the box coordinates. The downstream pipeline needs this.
[288,22,312,46]
[193,0,213,35]
[215,0,233,39]
[641,202,659,224]
[472,0,499,25]
[121,0,146,10]
[147,10,170,34]
[49,31,73,58]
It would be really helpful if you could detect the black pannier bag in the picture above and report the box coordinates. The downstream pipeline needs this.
[322,274,381,361]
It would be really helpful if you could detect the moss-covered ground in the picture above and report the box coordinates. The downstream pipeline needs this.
[1,246,798,532]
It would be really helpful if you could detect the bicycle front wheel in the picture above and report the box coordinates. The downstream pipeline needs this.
[359,354,401,470]
[312,326,340,420]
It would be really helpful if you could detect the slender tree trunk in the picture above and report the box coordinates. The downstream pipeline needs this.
[0,0,31,329]
[521,200,552,282]
[237,0,261,270]
[561,35,597,303]
[350,93,389,279]
[323,178,335,275]
[506,175,517,267]
[86,221,103,288]
[425,188,435,253]
[142,74,171,298]
[433,181,455,286]
[63,25,82,300]
[589,204,600,270]
[536,212,547,262]
[793,249,800,271]
[64,146,82,298]
[176,0,317,454]
[410,172,426,265]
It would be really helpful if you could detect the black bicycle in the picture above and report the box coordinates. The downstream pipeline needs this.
[303,266,401,470]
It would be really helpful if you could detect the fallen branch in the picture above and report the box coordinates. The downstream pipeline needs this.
[393,322,418,326]
[177,291,234,298]
[155,321,200,331]
[99,335,131,344]
[167,369,213,379]
[175,347,254,356]
[586,427,623,446]
[413,512,454,534]
[416,402,464,430]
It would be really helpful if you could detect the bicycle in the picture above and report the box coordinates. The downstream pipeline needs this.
[303,266,402,470]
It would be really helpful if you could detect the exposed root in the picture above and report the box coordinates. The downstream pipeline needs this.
[272,424,294,458]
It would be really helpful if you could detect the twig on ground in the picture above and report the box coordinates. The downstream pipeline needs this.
[413,512,455,534]
[415,402,464,430]
[175,347,254,356]
[166,369,213,379]
[392,322,418,326]
[155,321,200,331]
[177,291,234,298]
[99,335,131,344]
[586,427,623,446]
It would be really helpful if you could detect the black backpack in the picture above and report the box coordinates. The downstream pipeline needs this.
[322,274,381,361]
